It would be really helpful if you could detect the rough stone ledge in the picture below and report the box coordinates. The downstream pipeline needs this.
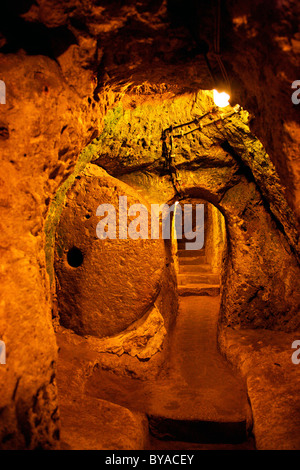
[56,304,168,384]
[85,303,167,360]
[178,285,220,297]
[219,327,300,450]
[59,392,149,450]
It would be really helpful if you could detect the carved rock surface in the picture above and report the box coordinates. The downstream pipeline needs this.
[86,304,167,360]
[0,0,299,449]
[92,93,300,331]
[55,164,166,337]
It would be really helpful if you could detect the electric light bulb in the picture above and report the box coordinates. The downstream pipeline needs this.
[213,89,230,108]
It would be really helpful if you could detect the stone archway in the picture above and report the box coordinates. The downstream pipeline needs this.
[49,90,300,336]
[42,89,300,452]
[177,179,300,331]
[96,89,300,332]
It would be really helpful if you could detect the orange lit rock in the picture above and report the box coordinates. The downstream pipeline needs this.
[60,394,149,450]
[1,0,300,450]
[86,303,167,360]
[93,93,300,331]
[54,164,166,337]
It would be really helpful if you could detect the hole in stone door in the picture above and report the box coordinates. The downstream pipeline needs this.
[67,246,84,268]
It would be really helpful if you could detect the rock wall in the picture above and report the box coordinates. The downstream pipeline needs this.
[54,164,167,338]
[90,92,300,331]
[0,53,99,449]
[204,202,226,274]
[167,0,300,220]
[53,163,178,378]
[0,44,111,450]
[0,0,299,449]
[225,0,300,220]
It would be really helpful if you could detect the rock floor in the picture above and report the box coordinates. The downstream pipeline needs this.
[57,295,255,449]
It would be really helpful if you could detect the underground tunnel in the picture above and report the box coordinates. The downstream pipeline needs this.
[0,0,300,452]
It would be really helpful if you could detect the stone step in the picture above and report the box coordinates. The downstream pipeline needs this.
[179,263,212,273]
[178,256,208,265]
[146,296,250,444]
[177,240,206,250]
[178,284,220,297]
[81,296,251,447]
[177,239,205,248]
[178,273,220,285]
[148,413,248,444]
[178,252,207,263]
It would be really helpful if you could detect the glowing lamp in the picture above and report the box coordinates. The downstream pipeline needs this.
[213,89,230,108]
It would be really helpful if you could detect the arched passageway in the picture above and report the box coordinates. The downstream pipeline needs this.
[1,0,300,451]
[172,199,226,296]
[48,91,300,449]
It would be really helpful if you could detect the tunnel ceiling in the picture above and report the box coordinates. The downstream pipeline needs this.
[1,0,299,217]
[74,92,300,255]
[52,92,300,333]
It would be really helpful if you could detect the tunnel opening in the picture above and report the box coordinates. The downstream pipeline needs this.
[173,199,226,297]
[54,188,253,449]
[1,0,300,448]
[49,89,300,451]
[52,158,256,449]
